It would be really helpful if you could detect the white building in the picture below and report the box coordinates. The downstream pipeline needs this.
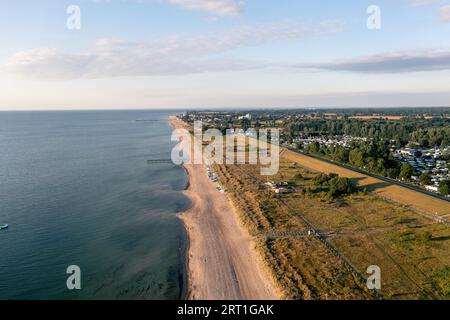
[425,185,439,192]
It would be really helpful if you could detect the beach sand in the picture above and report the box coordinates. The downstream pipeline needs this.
[169,116,279,300]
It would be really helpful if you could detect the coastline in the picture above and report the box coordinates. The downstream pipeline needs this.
[168,118,191,300]
[168,116,280,300]
[179,164,191,300]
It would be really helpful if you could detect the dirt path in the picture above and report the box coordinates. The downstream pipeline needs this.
[169,116,279,300]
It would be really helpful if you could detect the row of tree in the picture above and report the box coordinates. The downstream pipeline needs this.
[301,140,450,195]
[303,140,403,178]
[287,119,450,148]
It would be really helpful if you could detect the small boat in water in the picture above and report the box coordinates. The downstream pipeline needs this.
[0,224,8,230]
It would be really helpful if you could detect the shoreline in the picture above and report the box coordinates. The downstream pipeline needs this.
[179,164,191,300]
[168,116,280,300]
[178,201,190,300]
[168,117,191,300]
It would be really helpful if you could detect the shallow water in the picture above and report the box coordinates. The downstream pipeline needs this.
[0,110,189,299]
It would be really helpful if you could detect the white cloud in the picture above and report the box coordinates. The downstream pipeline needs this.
[408,0,450,23]
[95,0,244,16]
[438,5,450,21]
[166,0,243,16]
[409,0,444,6]
[296,50,450,73]
[4,21,343,79]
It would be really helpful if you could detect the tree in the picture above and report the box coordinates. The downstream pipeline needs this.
[399,163,415,180]
[349,149,365,167]
[419,173,432,186]
[328,177,355,198]
[308,142,320,154]
[439,180,450,195]
[387,167,400,178]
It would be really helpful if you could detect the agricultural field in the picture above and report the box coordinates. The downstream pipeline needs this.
[349,115,405,120]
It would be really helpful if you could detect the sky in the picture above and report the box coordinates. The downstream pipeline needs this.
[1,0,450,110]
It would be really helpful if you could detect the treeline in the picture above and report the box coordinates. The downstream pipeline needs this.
[410,127,450,148]
[330,107,450,117]
[287,119,450,147]
[242,107,450,117]
[303,140,404,178]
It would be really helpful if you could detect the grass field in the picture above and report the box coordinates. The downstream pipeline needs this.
[282,149,450,218]
[242,157,450,299]
[215,163,374,300]
[216,146,450,299]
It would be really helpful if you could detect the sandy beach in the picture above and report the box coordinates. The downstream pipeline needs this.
[169,116,279,300]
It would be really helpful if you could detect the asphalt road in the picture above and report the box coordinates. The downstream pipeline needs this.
[286,147,450,203]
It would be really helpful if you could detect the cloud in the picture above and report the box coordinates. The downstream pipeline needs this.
[95,0,244,16]
[296,50,450,74]
[407,0,450,23]
[222,90,450,108]
[166,0,243,16]
[409,0,444,6]
[4,20,343,79]
[438,5,450,21]
[4,46,261,79]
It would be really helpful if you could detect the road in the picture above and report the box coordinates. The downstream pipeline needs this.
[286,147,450,203]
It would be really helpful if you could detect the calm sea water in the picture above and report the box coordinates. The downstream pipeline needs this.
[0,110,190,299]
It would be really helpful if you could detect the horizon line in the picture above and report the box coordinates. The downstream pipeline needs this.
[1,106,450,112]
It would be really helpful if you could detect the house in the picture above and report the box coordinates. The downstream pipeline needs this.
[425,185,439,192]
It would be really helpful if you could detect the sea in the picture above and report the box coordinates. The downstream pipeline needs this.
[0,110,190,299]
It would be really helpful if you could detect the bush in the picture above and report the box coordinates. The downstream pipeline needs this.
[313,173,331,186]
[328,177,355,198]
[311,173,356,198]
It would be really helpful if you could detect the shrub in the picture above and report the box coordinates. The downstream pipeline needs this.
[328,177,355,198]
[313,173,331,186]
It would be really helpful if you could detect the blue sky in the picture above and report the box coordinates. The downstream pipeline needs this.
[1,0,450,110]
